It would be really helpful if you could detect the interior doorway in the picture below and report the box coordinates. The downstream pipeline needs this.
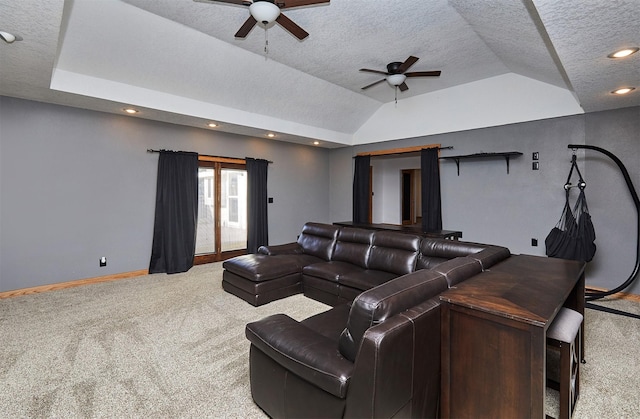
[358,143,439,225]
[401,169,421,225]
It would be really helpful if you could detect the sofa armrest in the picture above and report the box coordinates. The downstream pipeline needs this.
[258,242,303,255]
[246,314,354,398]
[344,298,441,419]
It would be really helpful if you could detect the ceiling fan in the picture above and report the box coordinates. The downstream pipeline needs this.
[194,0,330,40]
[360,56,441,92]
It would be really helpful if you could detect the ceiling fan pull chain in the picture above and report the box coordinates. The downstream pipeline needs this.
[264,27,269,58]
[395,86,398,106]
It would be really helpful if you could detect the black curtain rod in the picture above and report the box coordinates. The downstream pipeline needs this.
[147,149,272,164]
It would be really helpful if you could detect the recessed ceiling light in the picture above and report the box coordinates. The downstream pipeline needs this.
[313,141,320,146]
[123,108,139,114]
[208,122,218,128]
[607,47,639,58]
[612,87,635,95]
[266,133,276,138]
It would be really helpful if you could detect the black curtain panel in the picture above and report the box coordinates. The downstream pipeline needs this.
[149,151,199,274]
[421,148,443,232]
[353,155,371,224]
[246,157,269,253]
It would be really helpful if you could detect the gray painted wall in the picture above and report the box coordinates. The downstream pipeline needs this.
[2,97,638,296]
[0,97,330,292]
[330,107,640,295]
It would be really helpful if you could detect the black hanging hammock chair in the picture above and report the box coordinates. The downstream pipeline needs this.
[545,153,596,262]
[557,145,640,320]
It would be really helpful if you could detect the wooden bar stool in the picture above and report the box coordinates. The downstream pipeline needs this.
[546,307,584,419]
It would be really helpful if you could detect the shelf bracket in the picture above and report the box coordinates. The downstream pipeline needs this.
[504,155,511,174]
[453,158,460,176]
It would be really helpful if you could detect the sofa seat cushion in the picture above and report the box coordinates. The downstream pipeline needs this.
[246,314,354,398]
[338,270,397,292]
[303,261,364,282]
[301,303,351,341]
[223,254,320,282]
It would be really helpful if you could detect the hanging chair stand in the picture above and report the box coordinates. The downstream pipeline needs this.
[567,144,640,319]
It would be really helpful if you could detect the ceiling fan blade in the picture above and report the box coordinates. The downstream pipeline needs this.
[235,15,257,38]
[360,68,390,75]
[276,13,309,39]
[361,79,386,90]
[398,82,409,92]
[398,56,419,73]
[405,71,442,77]
[280,0,330,8]
[194,0,250,5]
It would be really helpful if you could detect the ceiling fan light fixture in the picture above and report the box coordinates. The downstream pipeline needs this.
[0,31,23,44]
[607,47,639,58]
[249,1,280,25]
[386,74,406,86]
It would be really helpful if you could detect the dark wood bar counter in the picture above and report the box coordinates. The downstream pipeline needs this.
[439,254,586,418]
[333,221,462,240]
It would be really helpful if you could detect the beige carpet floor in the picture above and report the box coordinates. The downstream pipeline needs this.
[1,262,638,418]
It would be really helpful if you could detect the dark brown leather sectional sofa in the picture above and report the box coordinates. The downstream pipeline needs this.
[222,222,511,418]
[223,222,509,307]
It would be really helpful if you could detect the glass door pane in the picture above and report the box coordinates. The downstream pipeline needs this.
[196,167,215,255]
[221,168,247,251]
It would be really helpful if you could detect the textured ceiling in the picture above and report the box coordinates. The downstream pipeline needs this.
[0,0,638,148]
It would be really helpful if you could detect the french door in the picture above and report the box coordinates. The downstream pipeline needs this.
[194,159,247,264]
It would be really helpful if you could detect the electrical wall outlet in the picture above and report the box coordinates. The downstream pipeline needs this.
[531,238,538,247]
[99,256,107,267]
[532,162,539,170]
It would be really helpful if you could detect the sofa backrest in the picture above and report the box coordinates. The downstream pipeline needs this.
[338,269,447,362]
[331,227,374,269]
[431,256,483,287]
[467,246,511,270]
[419,237,488,258]
[415,254,450,270]
[297,222,340,261]
[417,238,510,270]
[367,231,421,275]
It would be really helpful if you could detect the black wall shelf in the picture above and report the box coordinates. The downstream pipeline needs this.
[440,152,523,175]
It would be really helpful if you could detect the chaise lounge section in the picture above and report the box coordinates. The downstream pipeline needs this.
[222,223,340,306]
